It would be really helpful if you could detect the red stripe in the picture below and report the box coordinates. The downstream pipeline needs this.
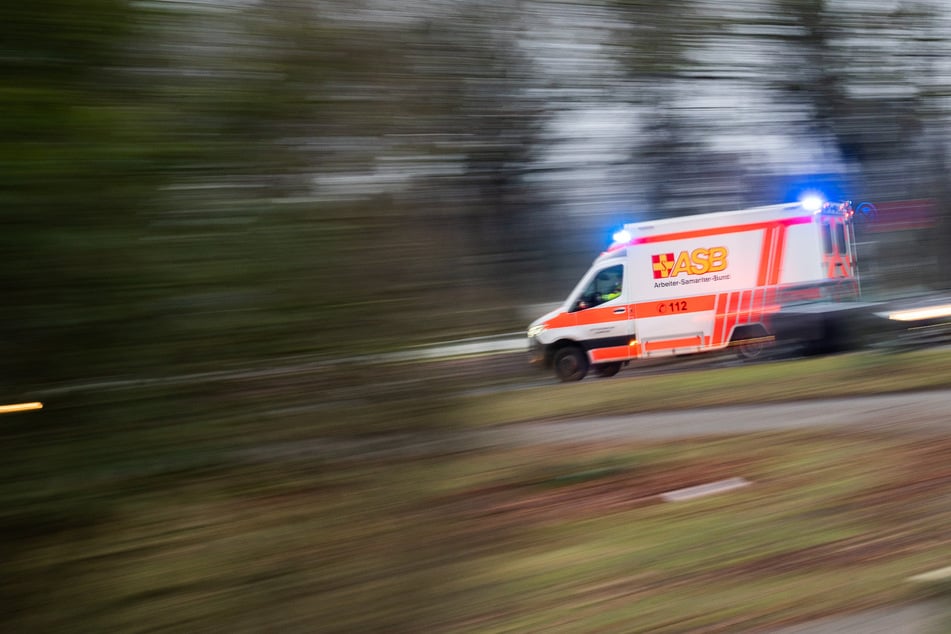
[712,293,728,346]
[738,290,752,325]
[633,295,717,319]
[769,225,788,285]
[757,227,774,287]
[644,335,703,353]
[590,346,635,363]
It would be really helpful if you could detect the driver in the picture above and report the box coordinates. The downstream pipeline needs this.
[597,271,622,302]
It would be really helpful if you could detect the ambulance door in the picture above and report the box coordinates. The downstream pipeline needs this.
[820,215,859,298]
[567,263,635,364]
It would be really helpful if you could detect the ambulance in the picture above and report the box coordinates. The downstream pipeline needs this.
[527,198,859,381]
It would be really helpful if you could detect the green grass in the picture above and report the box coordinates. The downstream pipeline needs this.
[452,347,951,426]
[6,431,949,632]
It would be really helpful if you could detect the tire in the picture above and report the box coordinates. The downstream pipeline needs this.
[594,362,622,378]
[735,339,767,361]
[732,325,770,362]
[553,346,589,382]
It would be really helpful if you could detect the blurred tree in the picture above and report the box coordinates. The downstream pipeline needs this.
[130,0,382,366]
[610,0,755,215]
[0,0,162,394]
[772,1,920,169]
[772,0,951,285]
[610,0,950,267]
[394,5,555,304]
[6,0,951,399]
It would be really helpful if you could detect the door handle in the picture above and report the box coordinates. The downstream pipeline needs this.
[613,308,625,314]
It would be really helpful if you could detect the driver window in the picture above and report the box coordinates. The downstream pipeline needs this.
[573,264,623,312]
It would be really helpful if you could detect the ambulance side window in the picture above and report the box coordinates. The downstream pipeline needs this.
[572,264,623,312]
[835,223,847,254]
[821,223,834,255]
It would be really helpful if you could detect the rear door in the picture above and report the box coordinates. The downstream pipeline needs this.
[820,214,859,298]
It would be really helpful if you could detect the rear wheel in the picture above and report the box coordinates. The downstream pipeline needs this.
[594,362,622,378]
[735,339,767,361]
[732,325,770,361]
[553,346,589,382]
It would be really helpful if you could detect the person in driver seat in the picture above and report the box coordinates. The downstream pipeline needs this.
[596,269,622,302]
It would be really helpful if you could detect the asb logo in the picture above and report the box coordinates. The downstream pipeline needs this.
[652,247,728,279]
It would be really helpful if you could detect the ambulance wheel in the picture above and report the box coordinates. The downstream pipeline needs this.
[735,339,766,361]
[553,346,589,382]
[733,325,770,361]
[594,362,622,378]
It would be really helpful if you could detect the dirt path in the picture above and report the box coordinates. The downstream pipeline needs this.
[766,600,948,634]
[234,390,951,632]
[506,389,951,443]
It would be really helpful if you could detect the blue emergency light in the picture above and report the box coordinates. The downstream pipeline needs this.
[612,229,632,244]
[800,194,824,212]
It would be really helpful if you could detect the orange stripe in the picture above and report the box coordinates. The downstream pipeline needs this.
[644,335,702,353]
[712,293,728,346]
[590,345,636,363]
[756,227,774,287]
[546,312,576,328]
[769,225,788,285]
[738,290,752,325]
[575,305,629,325]
[630,216,812,245]
[633,294,716,319]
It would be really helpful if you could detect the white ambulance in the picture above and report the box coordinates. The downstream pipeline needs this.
[527,198,859,381]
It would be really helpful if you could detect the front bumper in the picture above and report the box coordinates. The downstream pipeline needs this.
[528,338,547,367]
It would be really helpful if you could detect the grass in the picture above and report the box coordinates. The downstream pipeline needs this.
[2,347,951,631]
[6,431,949,632]
[452,347,951,426]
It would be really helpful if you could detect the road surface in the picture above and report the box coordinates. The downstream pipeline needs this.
[238,389,951,633]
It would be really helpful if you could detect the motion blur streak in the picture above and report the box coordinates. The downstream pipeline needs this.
[0,402,43,414]
[887,304,951,322]
[3,0,951,632]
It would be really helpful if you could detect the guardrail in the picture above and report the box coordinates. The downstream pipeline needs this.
[379,333,526,362]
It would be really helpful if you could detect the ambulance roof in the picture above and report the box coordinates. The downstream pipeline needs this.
[595,200,852,263]
[622,202,806,235]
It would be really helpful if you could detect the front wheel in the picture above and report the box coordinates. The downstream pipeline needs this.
[594,362,622,378]
[553,346,589,382]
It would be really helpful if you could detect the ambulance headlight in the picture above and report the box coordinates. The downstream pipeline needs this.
[801,194,824,212]
[527,324,546,338]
